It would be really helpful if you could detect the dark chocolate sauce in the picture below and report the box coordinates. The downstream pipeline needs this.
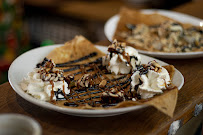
[40,52,133,108]
[56,52,97,67]
[64,102,79,107]
[54,88,66,101]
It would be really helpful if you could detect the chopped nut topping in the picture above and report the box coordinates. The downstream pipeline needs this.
[148,60,162,73]
[37,58,64,82]
[101,88,124,104]
[64,74,74,84]
[99,80,107,88]
[108,39,126,54]
[77,74,93,88]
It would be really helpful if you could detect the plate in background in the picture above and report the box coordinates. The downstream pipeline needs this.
[104,9,203,59]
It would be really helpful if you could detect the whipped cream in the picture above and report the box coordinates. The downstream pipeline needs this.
[103,40,141,75]
[131,61,171,99]
[21,58,70,101]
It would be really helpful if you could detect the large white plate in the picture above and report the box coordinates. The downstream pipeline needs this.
[8,45,184,117]
[104,9,203,59]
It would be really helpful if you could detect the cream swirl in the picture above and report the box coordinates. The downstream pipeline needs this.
[103,40,141,75]
[21,59,70,101]
[131,61,171,99]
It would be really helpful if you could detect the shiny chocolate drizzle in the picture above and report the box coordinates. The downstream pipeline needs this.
[38,52,132,108]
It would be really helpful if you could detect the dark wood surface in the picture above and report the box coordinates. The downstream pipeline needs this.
[25,0,203,21]
[56,0,203,21]
[1,1,203,135]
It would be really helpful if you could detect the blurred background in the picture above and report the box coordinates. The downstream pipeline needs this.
[0,0,202,84]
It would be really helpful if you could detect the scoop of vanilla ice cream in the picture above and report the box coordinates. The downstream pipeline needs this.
[21,68,70,101]
[131,63,171,99]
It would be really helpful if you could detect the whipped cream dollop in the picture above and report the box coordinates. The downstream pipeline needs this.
[131,61,171,99]
[21,58,70,101]
[103,40,141,75]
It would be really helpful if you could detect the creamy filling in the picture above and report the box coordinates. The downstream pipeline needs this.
[21,68,70,101]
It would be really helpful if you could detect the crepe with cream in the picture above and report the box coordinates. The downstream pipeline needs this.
[21,35,178,117]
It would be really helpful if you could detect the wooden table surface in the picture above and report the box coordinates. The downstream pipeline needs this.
[1,1,203,135]
[56,0,203,22]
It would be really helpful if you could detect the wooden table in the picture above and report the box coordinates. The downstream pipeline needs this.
[56,0,203,22]
[1,1,203,135]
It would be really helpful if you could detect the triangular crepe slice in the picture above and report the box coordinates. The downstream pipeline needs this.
[113,7,174,41]
[111,65,178,117]
[47,35,105,64]
[113,7,198,51]
[113,87,178,117]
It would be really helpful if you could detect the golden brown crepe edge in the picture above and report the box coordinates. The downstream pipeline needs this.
[47,35,106,64]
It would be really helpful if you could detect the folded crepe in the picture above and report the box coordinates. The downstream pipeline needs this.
[113,7,202,52]
[46,35,178,117]
[47,35,105,64]
[114,7,193,40]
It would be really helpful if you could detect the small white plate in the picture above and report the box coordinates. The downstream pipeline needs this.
[8,45,184,117]
[104,9,203,59]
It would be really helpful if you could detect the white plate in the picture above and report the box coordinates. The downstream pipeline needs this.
[104,9,203,59]
[8,45,184,117]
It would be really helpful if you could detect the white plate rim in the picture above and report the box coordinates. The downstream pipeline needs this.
[104,9,203,59]
[8,45,184,117]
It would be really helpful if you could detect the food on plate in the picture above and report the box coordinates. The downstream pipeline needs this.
[114,7,203,53]
[21,36,178,116]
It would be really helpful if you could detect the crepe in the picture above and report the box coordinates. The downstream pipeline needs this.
[46,35,178,117]
[47,35,105,63]
[113,7,203,52]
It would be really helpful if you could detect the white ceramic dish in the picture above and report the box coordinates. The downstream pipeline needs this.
[104,9,203,59]
[8,45,184,117]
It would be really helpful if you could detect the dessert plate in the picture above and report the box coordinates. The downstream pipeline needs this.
[8,45,184,117]
[104,9,203,59]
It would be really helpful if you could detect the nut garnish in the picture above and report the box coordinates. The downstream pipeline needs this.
[101,88,125,104]
[108,39,126,54]
[77,74,93,88]
[99,80,107,88]
[37,58,64,82]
